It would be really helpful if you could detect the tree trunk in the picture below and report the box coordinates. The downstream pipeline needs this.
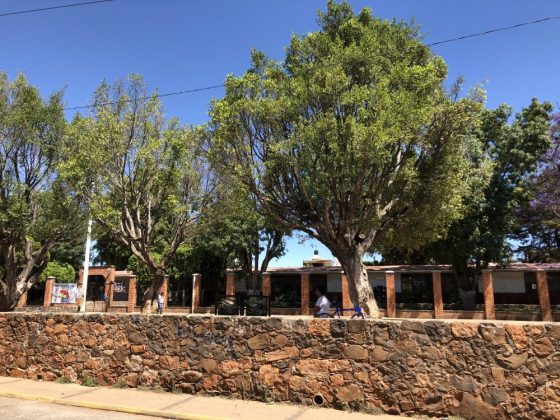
[142,269,166,313]
[0,280,17,312]
[0,268,40,312]
[339,253,379,318]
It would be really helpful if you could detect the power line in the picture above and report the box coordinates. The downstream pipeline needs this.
[0,0,114,18]
[63,84,225,110]
[61,14,560,111]
[427,15,560,46]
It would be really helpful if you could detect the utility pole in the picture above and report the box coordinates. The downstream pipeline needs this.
[80,218,93,313]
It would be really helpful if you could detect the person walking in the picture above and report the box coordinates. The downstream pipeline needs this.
[157,292,165,314]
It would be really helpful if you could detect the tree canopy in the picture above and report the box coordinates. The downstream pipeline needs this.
[61,75,212,311]
[41,261,76,283]
[514,112,560,262]
[0,73,85,310]
[209,1,482,315]
[383,99,553,306]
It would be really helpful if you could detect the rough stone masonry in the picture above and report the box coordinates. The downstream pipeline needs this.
[0,313,558,419]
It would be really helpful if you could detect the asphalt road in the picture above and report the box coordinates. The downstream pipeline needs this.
[0,396,165,420]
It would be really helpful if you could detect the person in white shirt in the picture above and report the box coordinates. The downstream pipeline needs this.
[157,292,165,314]
[314,286,331,318]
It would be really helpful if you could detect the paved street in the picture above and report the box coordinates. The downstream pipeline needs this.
[0,396,163,420]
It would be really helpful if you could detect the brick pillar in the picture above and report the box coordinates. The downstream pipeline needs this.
[536,270,552,322]
[262,273,271,297]
[192,273,202,313]
[482,270,495,320]
[385,271,396,318]
[300,273,310,316]
[43,276,55,307]
[127,276,137,313]
[432,271,444,319]
[104,268,115,312]
[16,291,28,308]
[226,272,236,295]
[341,274,353,316]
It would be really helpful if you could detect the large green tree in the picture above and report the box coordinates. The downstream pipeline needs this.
[514,112,560,262]
[62,75,211,311]
[0,73,85,310]
[209,1,481,316]
[200,179,289,292]
[383,100,552,307]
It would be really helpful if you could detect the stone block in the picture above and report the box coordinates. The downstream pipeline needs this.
[343,345,368,360]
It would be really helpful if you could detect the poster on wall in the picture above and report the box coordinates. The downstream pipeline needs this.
[51,283,78,304]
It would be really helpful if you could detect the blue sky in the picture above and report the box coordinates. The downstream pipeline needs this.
[2,0,559,267]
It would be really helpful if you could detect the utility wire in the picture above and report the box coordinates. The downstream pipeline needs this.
[0,0,114,18]
[63,84,225,110]
[427,15,560,46]
[61,14,560,111]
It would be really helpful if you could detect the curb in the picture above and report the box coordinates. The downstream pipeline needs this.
[0,390,229,420]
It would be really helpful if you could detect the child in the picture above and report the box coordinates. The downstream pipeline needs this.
[157,292,164,314]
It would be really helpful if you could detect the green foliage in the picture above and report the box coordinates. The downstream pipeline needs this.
[92,227,132,268]
[514,112,560,262]
[111,378,128,388]
[127,254,160,286]
[61,75,211,304]
[0,72,85,310]
[49,238,86,270]
[41,261,76,283]
[209,1,481,311]
[384,99,553,291]
[81,375,99,387]
[198,179,289,284]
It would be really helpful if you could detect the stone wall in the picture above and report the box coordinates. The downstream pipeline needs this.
[0,313,558,419]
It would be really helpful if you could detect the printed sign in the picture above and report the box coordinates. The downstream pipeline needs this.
[112,278,129,301]
[51,283,78,304]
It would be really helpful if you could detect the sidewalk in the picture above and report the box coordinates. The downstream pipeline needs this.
[0,376,403,420]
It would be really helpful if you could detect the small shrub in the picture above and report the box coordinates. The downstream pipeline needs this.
[81,375,99,387]
[111,378,127,388]
[56,376,71,384]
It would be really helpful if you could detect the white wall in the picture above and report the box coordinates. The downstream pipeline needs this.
[477,272,526,293]
[368,272,402,293]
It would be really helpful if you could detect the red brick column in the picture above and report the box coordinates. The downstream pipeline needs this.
[105,281,114,311]
[192,273,202,313]
[43,276,55,307]
[16,291,28,308]
[482,270,495,320]
[226,272,236,295]
[536,270,552,322]
[104,268,115,312]
[300,273,310,315]
[432,271,444,319]
[341,274,353,317]
[127,276,137,313]
[385,271,396,318]
[262,273,271,297]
